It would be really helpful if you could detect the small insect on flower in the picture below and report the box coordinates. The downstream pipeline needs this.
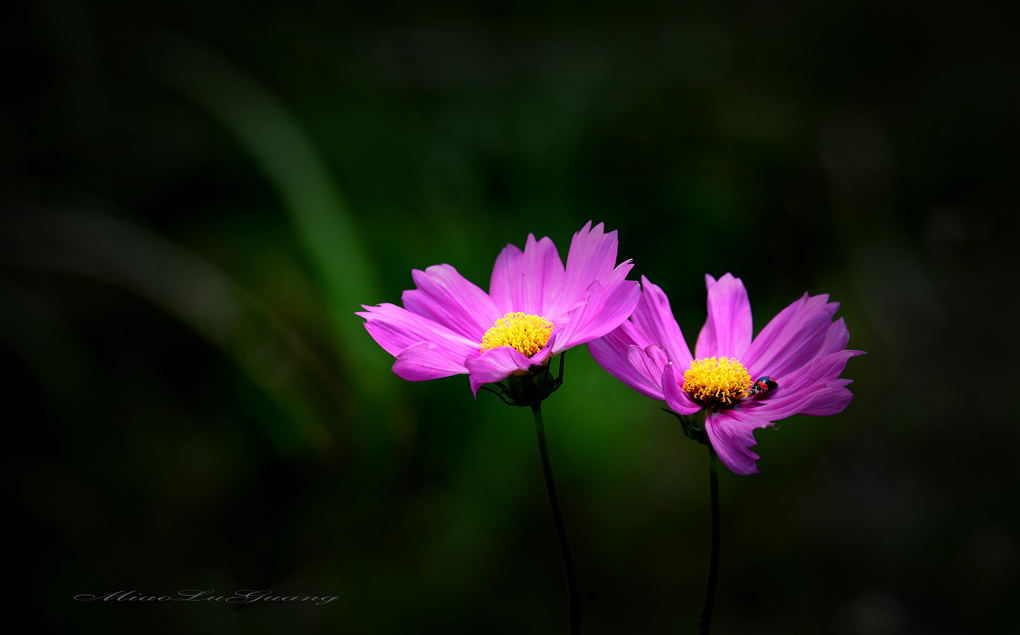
[749,376,778,398]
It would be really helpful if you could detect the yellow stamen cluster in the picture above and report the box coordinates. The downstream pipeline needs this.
[682,357,753,409]
[480,312,554,357]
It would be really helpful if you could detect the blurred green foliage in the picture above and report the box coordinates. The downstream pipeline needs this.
[2,0,1018,633]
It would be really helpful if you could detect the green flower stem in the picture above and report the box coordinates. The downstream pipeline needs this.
[531,401,580,635]
[700,443,721,635]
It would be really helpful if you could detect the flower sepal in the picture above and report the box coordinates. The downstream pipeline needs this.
[484,352,565,408]
[661,408,710,445]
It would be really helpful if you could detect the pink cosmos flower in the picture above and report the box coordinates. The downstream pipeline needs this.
[589,273,864,475]
[357,222,641,398]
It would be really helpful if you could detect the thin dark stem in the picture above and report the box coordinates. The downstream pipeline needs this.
[479,385,514,406]
[700,444,721,635]
[531,401,580,635]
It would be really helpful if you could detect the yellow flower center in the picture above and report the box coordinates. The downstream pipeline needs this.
[480,312,554,357]
[682,357,753,409]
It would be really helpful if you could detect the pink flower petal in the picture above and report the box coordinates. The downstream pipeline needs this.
[552,277,641,352]
[819,316,851,356]
[706,408,771,475]
[629,345,670,388]
[555,221,620,315]
[587,324,666,400]
[591,255,636,297]
[695,273,752,360]
[741,348,861,420]
[550,280,603,352]
[749,377,853,420]
[743,293,840,381]
[357,303,478,360]
[737,386,816,421]
[799,380,856,416]
[740,315,864,420]
[772,318,859,391]
[630,276,695,368]
[805,349,865,386]
[488,234,565,317]
[662,363,702,415]
[464,347,539,397]
[401,264,502,341]
[625,344,670,400]
[754,351,858,415]
[392,341,470,381]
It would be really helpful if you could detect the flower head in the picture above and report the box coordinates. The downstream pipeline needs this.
[589,273,864,475]
[357,222,641,398]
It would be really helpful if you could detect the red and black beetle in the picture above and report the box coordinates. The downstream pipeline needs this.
[749,376,778,398]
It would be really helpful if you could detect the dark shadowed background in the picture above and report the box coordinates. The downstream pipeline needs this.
[3,1,1018,633]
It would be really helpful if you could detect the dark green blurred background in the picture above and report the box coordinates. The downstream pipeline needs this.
[3,1,1018,633]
